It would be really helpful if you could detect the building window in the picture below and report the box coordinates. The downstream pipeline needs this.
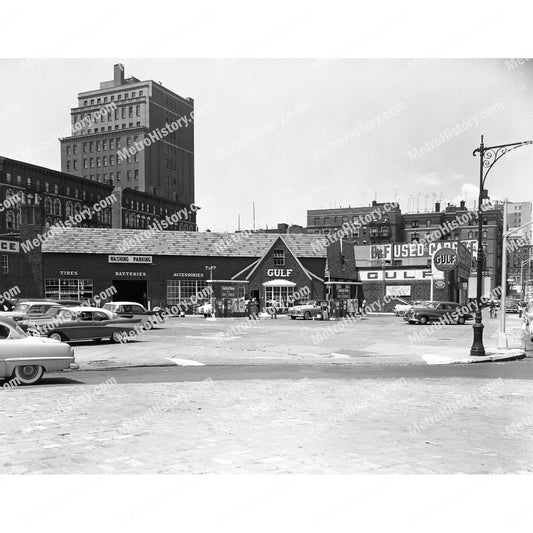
[45,278,93,300]
[1,255,8,274]
[73,160,78,170]
[273,250,285,266]
[411,232,420,242]
[84,159,88,169]
[411,220,419,228]
[103,156,108,166]
[127,170,131,180]
[66,145,71,156]
[103,140,108,150]
[110,139,115,150]
[54,184,59,194]
[66,160,71,170]
[73,144,78,155]
[6,172,11,183]
[265,285,295,306]
[166,280,208,307]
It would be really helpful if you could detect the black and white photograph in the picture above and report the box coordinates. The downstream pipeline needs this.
[1,1,532,531]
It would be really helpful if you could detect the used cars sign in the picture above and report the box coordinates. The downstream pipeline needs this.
[433,248,458,272]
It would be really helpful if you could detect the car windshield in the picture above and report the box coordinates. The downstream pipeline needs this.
[12,303,31,313]
[306,301,316,306]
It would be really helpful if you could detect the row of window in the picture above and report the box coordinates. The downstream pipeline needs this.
[66,155,140,171]
[4,175,98,200]
[80,170,138,184]
[72,121,143,136]
[82,90,144,107]
[1,255,8,274]
[313,216,390,226]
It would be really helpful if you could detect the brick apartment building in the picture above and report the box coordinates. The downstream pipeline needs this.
[0,157,197,235]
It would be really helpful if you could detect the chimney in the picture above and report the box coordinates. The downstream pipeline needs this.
[435,202,440,212]
[459,200,466,210]
[114,64,125,86]
[372,200,377,207]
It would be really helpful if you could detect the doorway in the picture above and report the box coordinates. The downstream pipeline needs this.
[112,280,148,307]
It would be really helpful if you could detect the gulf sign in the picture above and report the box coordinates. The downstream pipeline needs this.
[433,248,458,272]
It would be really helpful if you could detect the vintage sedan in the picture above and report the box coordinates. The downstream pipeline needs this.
[404,301,473,325]
[0,317,77,385]
[289,300,329,320]
[28,306,141,343]
[103,301,163,322]
[0,300,61,322]
[392,298,426,317]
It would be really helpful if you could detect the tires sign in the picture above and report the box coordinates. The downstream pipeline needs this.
[433,248,458,272]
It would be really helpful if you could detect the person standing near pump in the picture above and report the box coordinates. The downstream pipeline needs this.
[361,298,367,316]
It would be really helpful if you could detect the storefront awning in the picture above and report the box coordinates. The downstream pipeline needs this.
[262,279,297,287]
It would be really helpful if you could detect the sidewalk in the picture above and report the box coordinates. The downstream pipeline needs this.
[69,314,530,370]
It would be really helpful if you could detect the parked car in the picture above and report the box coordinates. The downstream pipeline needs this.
[18,305,73,332]
[393,298,426,317]
[404,301,473,325]
[103,302,163,323]
[0,317,78,385]
[28,306,141,343]
[505,298,520,314]
[0,301,63,322]
[289,301,329,320]
[0,298,16,312]
[196,303,213,317]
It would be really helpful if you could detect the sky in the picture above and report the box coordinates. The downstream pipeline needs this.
[1,58,532,232]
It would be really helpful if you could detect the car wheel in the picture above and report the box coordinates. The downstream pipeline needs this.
[398,311,405,317]
[304,312,311,320]
[419,316,428,325]
[290,316,296,320]
[457,316,466,325]
[142,321,153,330]
[111,331,125,343]
[13,364,44,385]
[48,332,65,342]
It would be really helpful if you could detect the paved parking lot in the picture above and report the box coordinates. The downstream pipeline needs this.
[70,312,529,369]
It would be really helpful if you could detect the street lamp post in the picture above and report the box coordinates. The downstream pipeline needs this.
[470,135,533,356]
[205,265,216,317]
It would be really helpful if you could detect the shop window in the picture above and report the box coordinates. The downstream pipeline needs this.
[166,280,208,308]
[1,255,8,274]
[265,286,295,307]
[273,250,285,266]
[44,278,93,300]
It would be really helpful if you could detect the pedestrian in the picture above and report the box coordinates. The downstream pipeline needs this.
[489,300,495,318]
[270,301,277,319]
[361,298,367,316]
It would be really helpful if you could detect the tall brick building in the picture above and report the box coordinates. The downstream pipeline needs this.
[59,64,195,204]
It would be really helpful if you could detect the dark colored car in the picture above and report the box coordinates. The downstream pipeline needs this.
[404,301,473,325]
[27,306,141,343]
[505,299,520,313]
